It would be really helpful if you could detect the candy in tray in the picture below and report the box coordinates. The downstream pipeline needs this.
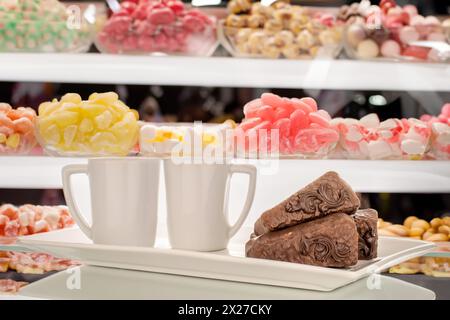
[0,0,95,53]
[0,103,37,155]
[96,0,217,56]
[37,92,139,156]
[220,0,343,59]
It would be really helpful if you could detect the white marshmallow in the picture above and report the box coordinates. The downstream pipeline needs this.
[401,139,426,155]
[379,118,398,130]
[368,140,392,159]
[346,126,364,142]
[360,113,380,129]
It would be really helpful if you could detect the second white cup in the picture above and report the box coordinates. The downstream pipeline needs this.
[164,160,257,251]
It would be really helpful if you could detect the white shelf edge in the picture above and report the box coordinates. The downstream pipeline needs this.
[0,156,449,193]
[0,156,86,189]
[0,53,449,91]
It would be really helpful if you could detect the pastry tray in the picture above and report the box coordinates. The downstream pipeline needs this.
[17,227,435,292]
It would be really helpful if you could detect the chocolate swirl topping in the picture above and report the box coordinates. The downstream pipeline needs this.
[285,182,351,214]
[253,171,360,237]
[299,235,351,263]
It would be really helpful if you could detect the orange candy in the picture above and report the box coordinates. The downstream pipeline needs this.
[0,104,37,154]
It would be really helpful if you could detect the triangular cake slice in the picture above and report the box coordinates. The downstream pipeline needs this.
[246,213,359,268]
[254,171,360,236]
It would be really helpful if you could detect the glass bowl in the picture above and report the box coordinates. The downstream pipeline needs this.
[219,19,343,60]
[0,3,95,53]
[35,121,139,157]
[95,15,218,56]
[343,23,450,63]
[36,94,140,157]
[0,105,37,155]
[232,127,339,160]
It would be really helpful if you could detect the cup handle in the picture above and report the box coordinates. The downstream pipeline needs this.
[62,164,92,239]
[225,164,257,238]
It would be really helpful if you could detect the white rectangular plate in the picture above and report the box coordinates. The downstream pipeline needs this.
[18,227,435,291]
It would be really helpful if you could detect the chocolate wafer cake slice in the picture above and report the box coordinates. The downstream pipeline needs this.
[246,213,359,268]
[254,171,360,236]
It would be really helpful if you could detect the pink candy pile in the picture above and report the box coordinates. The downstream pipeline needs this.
[234,93,339,157]
[97,0,216,55]
[0,204,74,239]
[420,103,450,126]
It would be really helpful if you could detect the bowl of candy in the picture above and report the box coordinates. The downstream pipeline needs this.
[340,0,450,62]
[0,0,95,53]
[0,103,37,155]
[219,0,343,59]
[95,0,218,56]
[233,93,339,159]
[36,92,140,157]
[330,114,432,160]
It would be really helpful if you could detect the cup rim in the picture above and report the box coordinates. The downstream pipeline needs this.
[88,157,161,162]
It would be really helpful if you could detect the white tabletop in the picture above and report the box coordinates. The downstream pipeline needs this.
[8,265,435,300]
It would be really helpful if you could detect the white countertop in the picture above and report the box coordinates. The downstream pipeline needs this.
[10,265,435,300]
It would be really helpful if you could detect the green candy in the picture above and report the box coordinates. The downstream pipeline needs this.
[26,20,44,38]
[24,37,39,50]
[14,22,28,36]
[3,21,17,38]
[20,1,40,13]
[22,11,39,20]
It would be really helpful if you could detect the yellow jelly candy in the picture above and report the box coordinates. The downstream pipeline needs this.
[81,103,107,118]
[42,124,60,145]
[110,112,136,134]
[50,111,79,127]
[38,92,138,155]
[79,118,94,133]
[111,100,129,114]
[63,125,77,146]
[0,133,6,144]
[6,133,20,149]
[90,131,117,150]
[38,101,60,117]
[131,109,139,120]
[61,93,82,104]
[95,110,113,130]
[89,92,119,105]
[88,92,99,101]
[60,102,81,113]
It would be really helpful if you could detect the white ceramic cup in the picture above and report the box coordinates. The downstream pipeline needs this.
[164,160,257,251]
[62,158,160,247]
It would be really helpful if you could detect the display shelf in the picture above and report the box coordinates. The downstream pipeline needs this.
[0,157,86,189]
[0,53,449,91]
[0,157,449,192]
